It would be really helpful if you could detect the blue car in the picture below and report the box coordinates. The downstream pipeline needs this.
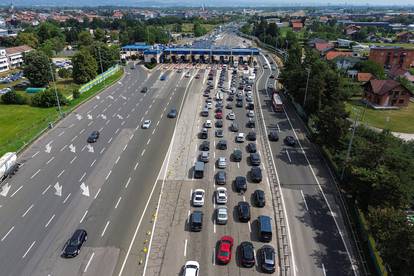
[160,74,167,81]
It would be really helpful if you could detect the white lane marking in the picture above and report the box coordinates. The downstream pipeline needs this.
[1,226,15,242]
[156,121,160,126]
[115,197,122,209]
[115,156,121,164]
[99,127,104,132]
[46,156,55,165]
[126,114,130,119]
[130,134,134,140]
[80,210,88,223]
[71,135,78,142]
[88,121,93,126]
[237,162,240,169]
[322,263,327,276]
[84,252,95,273]
[100,147,106,154]
[90,159,96,167]
[42,185,51,195]
[57,169,65,178]
[141,149,146,156]
[58,130,64,136]
[286,149,292,163]
[106,120,110,125]
[300,190,309,211]
[69,123,75,128]
[44,214,55,228]
[94,188,101,199]
[22,241,36,259]
[134,162,139,171]
[30,169,41,179]
[184,239,188,257]
[213,247,216,266]
[70,156,77,164]
[31,151,39,158]
[10,185,23,198]
[125,177,131,188]
[101,221,110,237]
[152,129,156,135]
[79,172,86,182]
[80,128,85,134]
[81,145,87,152]
[22,204,34,218]
[132,108,135,112]
[108,137,113,144]
[276,123,280,132]
[146,139,151,145]
[105,170,112,180]
[63,193,71,204]
[121,121,125,126]
[123,144,128,151]
[248,221,252,232]
[213,220,216,233]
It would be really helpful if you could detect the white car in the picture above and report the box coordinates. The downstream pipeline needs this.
[192,189,205,207]
[204,120,212,128]
[247,110,255,117]
[183,261,199,276]
[206,102,212,109]
[227,112,235,120]
[142,120,151,129]
[185,72,191,78]
[216,187,228,204]
[246,91,253,97]
[236,133,245,143]
[217,157,226,169]
[216,206,228,224]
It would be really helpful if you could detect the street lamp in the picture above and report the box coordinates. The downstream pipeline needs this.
[49,62,63,118]
[303,68,311,107]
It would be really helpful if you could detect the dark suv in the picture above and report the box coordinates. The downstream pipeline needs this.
[250,167,262,183]
[247,131,256,141]
[141,87,148,93]
[268,131,279,141]
[235,176,247,193]
[237,201,251,222]
[250,153,261,166]
[200,141,210,151]
[87,131,100,143]
[62,229,87,258]
[217,140,227,150]
[254,189,266,207]
[232,149,242,162]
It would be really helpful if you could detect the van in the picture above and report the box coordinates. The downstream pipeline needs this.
[257,216,272,242]
[190,211,203,232]
[194,161,205,179]
[201,108,209,117]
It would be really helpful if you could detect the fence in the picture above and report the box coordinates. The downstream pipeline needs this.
[79,65,120,93]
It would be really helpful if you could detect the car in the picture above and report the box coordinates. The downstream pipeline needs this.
[232,149,242,162]
[167,108,177,118]
[216,236,234,264]
[216,206,228,225]
[236,133,245,143]
[215,107,223,113]
[235,176,247,193]
[217,157,227,169]
[215,187,228,204]
[199,151,209,162]
[268,131,279,141]
[230,122,239,132]
[250,167,262,183]
[87,131,100,143]
[284,135,296,146]
[215,129,224,137]
[247,131,256,141]
[240,241,255,268]
[254,189,266,207]
[227,112,236,120]
[206,98,212,103]
[199,128,208,139]
[215,112,223,119]
[226,103,233,109]
[269,75,275,79]
[62,229,87,258]
[183,261,200,276]
[142,120,151,129]
[200,141,210,151]
[246,102,255,110]
[227,96,234,102]
[192,189,205,207]
[246,143,257,153]
[189,210,203,232]
[141,87,148,93]
[250,153,261,166]
[259,245,276,273]
[216,139,227,150]
[246,119,255,128]
[236,100,243,108]
[214,120,223,128]
[216,171,226,185]
[160,74,167,81]
[204,120,212,128]
[195,73,200,79]
[247,110,255,117]
[206,102,212,109]
[237,201,251,222]
[246,96,253,103]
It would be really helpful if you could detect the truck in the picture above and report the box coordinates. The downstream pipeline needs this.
[0,152,19,181]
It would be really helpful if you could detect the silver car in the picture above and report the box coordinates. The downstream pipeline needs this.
[216,206,228,225]
[217,157,226,169]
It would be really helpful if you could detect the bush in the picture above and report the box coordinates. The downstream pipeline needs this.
[1,90,26,105]
[31,89,68,108]
[72,89,80,99]
[58,68,72,79]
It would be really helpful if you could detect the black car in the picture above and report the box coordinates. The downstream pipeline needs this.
[253,189,266,207]
[284,135,296,146]
[227,96,234,102]
[62,229,87,258]
[200,141,210,151]
[190,211,203,232]
[240,241,255,268]
[215,120,223,128]
[246,119,255,128]
[230,122,239,132]
[232,149,242,162]
[217,140,227,150]
[199,128,208,139]
[250,153,261,166]
[237,201,251,222]
[250,167,262,183]
[215,107,223,113]
[259,245,276,273]
[216,171,226,185]
[246,103,254,110]
[247,131,256,141]
[167,108,177,118]
[246,143,257,153]
[87,131,100,143]
[235,176,247,193]
[236,101,243,108]
[226,103,233,109]
[268,131,279,142]
[141,87,148,93]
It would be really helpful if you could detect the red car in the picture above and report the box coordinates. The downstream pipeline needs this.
[215,112,223,119]
[216,236,233,264]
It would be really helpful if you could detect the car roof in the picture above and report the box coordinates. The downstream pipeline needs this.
[217,187,227,192]
[194,189,205,193]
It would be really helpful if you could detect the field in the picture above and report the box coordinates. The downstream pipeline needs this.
[346,98,414,133]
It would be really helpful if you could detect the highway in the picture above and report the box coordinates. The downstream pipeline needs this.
[0,64,195,276]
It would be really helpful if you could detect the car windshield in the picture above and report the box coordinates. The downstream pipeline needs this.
[219,251,230,257]
[69,238,80,246]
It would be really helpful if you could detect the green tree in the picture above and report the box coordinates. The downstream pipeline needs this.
[72,50,98,84]
[77,30,94,47]
[1,90,26,105]
[36,22,65,44]
[15,32,38,48]
[193,23,207,37]
[88,42,119,72]
[58,68,71,79]
[23,50,52,87]
[31,89,67,107]
[94,28,106,42]
[355,60,385,79]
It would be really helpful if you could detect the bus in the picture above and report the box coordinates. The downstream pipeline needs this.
[272,93,283,112]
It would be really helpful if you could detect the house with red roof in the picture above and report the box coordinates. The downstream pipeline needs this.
[363,79,413,107]
[357,73,374,83]
[292,22,303,32]
[325,50,354,61]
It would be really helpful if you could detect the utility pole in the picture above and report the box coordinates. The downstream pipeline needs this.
[97,45,105,87]
[303,68,311,107]
[49,62,63,118]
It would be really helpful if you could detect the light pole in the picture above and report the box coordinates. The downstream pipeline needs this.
[49,62,63,118]
[97,45,105,87]
[303,68,311,107]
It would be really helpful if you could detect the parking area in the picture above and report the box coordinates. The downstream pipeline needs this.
[145,62,279,275]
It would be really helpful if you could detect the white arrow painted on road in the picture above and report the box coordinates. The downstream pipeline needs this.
[54,182,62,197]
[80,182,90,197]
[101,114,107,120]
[0,183,11,197]
[45,143,52,153]
[87,144,94,153]
[96,95,100,99]
[120,95,127,100]
[76,114,83,120]
[69,144,76,153]
[87,114,93,120]
[107,95,114,100]
[117,114,123,120]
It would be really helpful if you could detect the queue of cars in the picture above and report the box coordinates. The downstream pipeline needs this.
[188,63,276,274]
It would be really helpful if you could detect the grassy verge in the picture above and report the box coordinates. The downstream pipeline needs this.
[0,68,124,156]
[346,98,414,133]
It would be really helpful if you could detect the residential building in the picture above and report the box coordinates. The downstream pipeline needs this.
[369,47,414,69]
[344,25,361,36]
[0,48,9,73]
[395,31,414,43]
[325,50,354,61]
[357,72,374,83]
[363,79,413,107]
[314,41,335,54]
[337,38,354,48]
[333,56,361,71]
[292,22,303,32]
[5,45,33,69]
[389,66,414,84]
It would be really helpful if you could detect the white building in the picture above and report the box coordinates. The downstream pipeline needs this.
[6,45,33,69]
[0,48,9,73]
